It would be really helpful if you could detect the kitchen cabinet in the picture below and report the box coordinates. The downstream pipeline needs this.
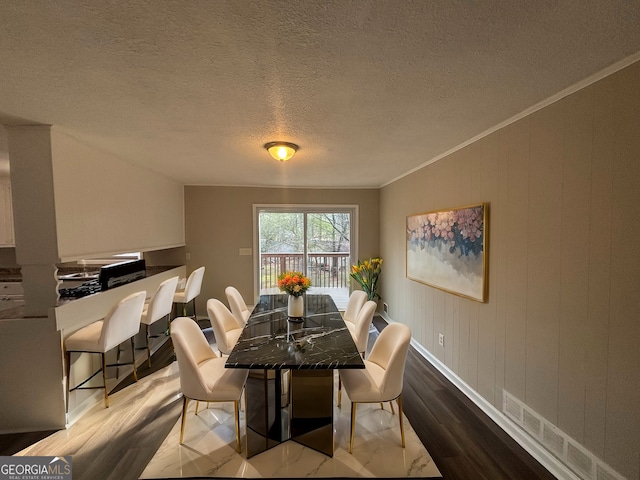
[0,176,14,246]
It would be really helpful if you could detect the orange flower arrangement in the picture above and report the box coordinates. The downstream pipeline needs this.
[277,271,311,297]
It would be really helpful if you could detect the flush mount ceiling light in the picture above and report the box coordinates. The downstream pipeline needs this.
[264,141,299,162]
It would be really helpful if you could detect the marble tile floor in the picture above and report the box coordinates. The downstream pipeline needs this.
[141,370,441,479]
[15,355,184,480]
[14,359,440,480]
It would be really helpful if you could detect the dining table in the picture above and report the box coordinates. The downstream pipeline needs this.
[225,293,365,458]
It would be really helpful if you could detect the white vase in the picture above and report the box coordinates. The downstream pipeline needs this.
[288,295,304,318]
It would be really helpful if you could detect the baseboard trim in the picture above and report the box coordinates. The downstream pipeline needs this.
[379,312,580,480]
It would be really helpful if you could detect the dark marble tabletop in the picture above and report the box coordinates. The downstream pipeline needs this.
[225,294,365,370]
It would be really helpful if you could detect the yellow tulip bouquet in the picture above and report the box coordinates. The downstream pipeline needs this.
[350,257,383,301]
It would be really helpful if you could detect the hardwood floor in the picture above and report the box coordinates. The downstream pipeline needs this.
[377,317,553,480]
[397,341,554,479]
[0,318,554,479]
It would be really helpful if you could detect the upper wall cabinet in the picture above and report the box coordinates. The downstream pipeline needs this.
[0,176,14,246]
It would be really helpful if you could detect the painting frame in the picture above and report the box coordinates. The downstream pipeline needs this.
[406,203,488,303]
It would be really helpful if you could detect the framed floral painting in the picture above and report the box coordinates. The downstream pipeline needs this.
[406,203,488,302]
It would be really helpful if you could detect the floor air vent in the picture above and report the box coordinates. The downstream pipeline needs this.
[502,391,626,480]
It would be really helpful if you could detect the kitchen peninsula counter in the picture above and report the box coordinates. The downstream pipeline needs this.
[54,265,186,333]
[0,264,187,434]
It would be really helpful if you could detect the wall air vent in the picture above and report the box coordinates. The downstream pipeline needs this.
[502,390,627,480]
[596,462,626,480]
[523,407,542,439]
[503,393,523,422]
[567,441,594,478]
[542,422,565,458]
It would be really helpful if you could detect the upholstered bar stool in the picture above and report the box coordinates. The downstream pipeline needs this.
[65,291,146,410]
[173,266,205,321]
[140,276,179,367]
[225,286,251,326]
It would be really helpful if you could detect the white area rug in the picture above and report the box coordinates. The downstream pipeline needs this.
[141,377,441,479]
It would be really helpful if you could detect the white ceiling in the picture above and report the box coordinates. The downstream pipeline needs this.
[1,1,639,187]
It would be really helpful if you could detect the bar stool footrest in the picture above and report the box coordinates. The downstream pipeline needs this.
[69,368,103,392]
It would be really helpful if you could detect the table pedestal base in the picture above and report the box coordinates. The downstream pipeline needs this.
[245,369,334,458]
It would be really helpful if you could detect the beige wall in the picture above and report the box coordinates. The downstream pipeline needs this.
[8,126,185,315]
[380,61,640,478]
[8,127,185,262]
[50,129,185,261]
[184,186,379,314]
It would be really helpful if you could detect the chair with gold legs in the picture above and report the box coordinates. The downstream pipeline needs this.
[206,298,245,356]
[343,290,368,324]
[225,286,251,326]
[65,291,146,410]
[338,323,411,453]
[338,300,377,406]
[140,276,179,367]
[172,266,205,320]
[170,316,248,452]
[346,300,377,356]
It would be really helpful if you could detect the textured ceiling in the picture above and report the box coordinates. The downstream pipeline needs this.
[1,1,639,187]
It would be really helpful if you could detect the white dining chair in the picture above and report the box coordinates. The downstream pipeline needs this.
[343,290,368,324]
[225,286,251,326]
[346,300,377,356]
[206,298,245,356]
[65,291,147,410]
[173,266,205,320]
[170,316,248,452]
[338,322,412,453]
[140,276,179,367]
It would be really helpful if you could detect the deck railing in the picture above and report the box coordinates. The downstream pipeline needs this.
[260,252,351,290]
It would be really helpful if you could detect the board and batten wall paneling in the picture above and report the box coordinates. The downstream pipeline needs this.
[379,60,640,479]
[525,100,564,423]
[584,69,616,459]
[50,129,185,261]
[494,127,510,410]
[503,118,530,403]
[604,60,640,478]
[557,86,593,445]
[473,133,501,405]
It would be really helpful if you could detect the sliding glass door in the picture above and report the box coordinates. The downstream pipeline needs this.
[255,206,356,310]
